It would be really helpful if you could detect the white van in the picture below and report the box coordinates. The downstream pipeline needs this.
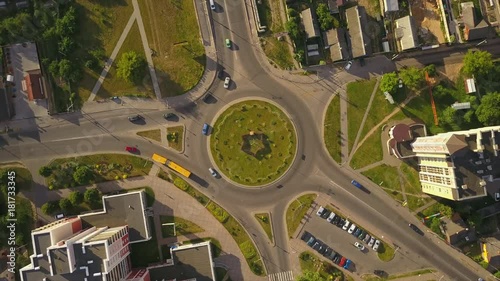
[209,0,215,10]
[55,213,65,219]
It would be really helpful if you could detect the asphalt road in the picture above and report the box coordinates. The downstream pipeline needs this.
[0,1,495,280]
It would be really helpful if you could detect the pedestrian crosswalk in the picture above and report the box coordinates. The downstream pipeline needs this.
[268,271,294,281]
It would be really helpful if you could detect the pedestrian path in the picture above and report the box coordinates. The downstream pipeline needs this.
[267,270,294,281]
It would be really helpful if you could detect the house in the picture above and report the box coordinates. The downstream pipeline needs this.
[383,0,399,13]
[323,28,348,61]
[327,0,345,14]
[345,5,371,58]
[461,2,490,41]
[481,236,500,268]
[301,8,320,39]
[441,213,475,245]
[395,15,419,51]
[411,126,500,201]
[23,69,46,101]
[388,122,427,158]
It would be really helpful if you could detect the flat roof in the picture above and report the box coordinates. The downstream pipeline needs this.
[346,6,370,58]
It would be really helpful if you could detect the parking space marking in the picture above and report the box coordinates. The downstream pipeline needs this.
[267,270,294,281]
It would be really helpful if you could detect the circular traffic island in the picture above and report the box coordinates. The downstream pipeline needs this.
[210,100,297,186]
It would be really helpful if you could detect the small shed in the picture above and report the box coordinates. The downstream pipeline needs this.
[464,78,476,94]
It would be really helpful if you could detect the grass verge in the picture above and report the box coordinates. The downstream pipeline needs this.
[286,193,317,237]
[0,165,33,191]
[160,215,205,237]
[377,241,395,262]
[324,95,342,163]
[137,129,162,142]
[346,79,377,153]
[350,128,383,169]
[130,217,160,267]
[254,213,273,242]
[299,251,344,280]
[157,168,171,181]
[167,126,184,152]
[387,269,435,279]
[359,87,396,141]
[171,174,210,206]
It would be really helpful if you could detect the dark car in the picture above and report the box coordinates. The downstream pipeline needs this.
[332,215,341,225]
[359,57,366,67]
[353,228,362,237]
[128,115,143,122]
[328,250,337,260]
[374,270,388,277]
[333,254,342,264]
[306,236,316,246]
[358,230,366,240]
[301,231,312,242]
[217,69,225,79]
[316,242,326,254]
[337,218,346,227]
[163,113,176,120]
[323,247,332,257]
[409,223,425,235]
[321,209,331,219]
[312,241,321,251]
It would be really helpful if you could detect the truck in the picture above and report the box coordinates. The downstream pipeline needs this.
[152,153,191,178]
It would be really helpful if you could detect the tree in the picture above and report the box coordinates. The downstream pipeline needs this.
[73,165,93,185]
[462,50,494,77]
[116,51,146,83]
[380,72,399,94]
[316,4,334,30]
[423,64,436,77]
[38,166,52,177]
[69,191,83,205]
[41,201,59,215]
[476,92,500,126]
[399,67,424,91]
[58,36,75,56]
[296,270,325,281]
[286,19,301,41]
[84,188,100,205]
[55,6,77,37]
[59,198,72,212]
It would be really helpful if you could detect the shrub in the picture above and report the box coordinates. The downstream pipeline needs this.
[59,198,72,212]
[41,201,59,215]
[173,177,190,191]
[84,188,100,205]
[207,202,229,223]
[240,240,256,259]
[38,166,52,177]
[73,165,93,185]
[69,191,83,205]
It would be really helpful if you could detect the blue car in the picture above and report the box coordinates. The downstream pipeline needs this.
[202,123,210,135]
[344,259,351,269]
[351,180,363,189]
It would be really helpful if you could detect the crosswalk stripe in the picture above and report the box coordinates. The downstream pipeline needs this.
[268,270,294,281]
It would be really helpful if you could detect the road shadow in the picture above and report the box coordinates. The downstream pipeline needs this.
[202,93,218,104]
[189,173,209,188]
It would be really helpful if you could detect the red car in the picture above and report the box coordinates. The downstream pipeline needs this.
[339,257,347,267]
[125,146,137,153]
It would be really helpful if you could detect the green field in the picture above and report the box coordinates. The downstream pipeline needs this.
[211,100,296,186]
[346,79,377,153]
[137,129,162,142]
[349,128,383,169]
[286,194,317,237]
[324,96,342,163]
[167,126,184,152]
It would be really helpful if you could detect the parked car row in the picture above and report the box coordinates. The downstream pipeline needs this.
[316,206,382,252]
[301,231,352,270]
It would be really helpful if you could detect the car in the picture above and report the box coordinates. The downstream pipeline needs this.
[328,250,337,260]
[353,228,362,237]
[217,69,225,79]
[323,247,332,257]
[409,223,424,235]
[496,193,500,201]
[125,146,137,153]
[202,123,210,135]
[374,270,387,277]
[373,239,381,252]
[210,0,215,10]
[339,256,347,267]
[54,213,64,219]
[317,243,326,254]
[343,259,352,270]
[337,217,345,227]
[301,231,312,242]
[320,209,331,219]
[359,57,366,67]
[354,242,365,251]
[358,230,366,240]
[209,168,219,178]
[312,241,322,251]
[332,215,341,225]
[225,38,231,48]
[224,76,231,89]
[326,212,336,223]
[344,61,353,71]
[348,224,357,234]
[333,254,342,264]
[351,180,363,189]
[363,234,371,243]
[306,236,316,246]
[316,206,325,217]
[128,115,143,122]
[163,113,176,120]
[368,237,376,247]
[342,220,351,230]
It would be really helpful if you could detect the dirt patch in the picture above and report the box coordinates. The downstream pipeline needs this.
[411,0,446,44]
[437,62,463,81]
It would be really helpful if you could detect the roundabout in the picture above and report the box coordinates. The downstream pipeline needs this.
[209,100,297,186]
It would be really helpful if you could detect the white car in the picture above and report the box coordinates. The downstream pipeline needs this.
[348,224,357,234]
[326,212,336,223]
[368,237,375,248]
[373,239,381,252]
[316,206,325,217]
[208,168,219,178]
[354,242,365,251]
[344,60,353,71]
[342,220,351,231]
[224,77,231,89]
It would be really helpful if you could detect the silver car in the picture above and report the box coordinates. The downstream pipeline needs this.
[348,224,357,234]
[342,220,351,231]
[368,237,376,248]
[373,239,381,252]
[224,77,231,89]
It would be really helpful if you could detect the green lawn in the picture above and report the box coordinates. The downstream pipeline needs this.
[160,215,204,237]
[97,21,154,99]
[349,128,383,169]
[387,269,435,280]
[0,165,33,191]
[44,154,152,189]
[346,79,377,153]
[129,217,160,267]
[137,129,162,142]
[362,165,405,204]
[210,100,296,186]
[286,194,317,237]
[167,126,184,152]
[298,251,344,280]
[377,241,395,262]
[138,0,205,97]
[206,202,266,276]
[254,213,273,242]
[182,237,222,257]
[359,87,397,142]
[324,95,342,163]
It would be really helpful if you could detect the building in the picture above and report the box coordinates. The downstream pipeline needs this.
[301,8,320,39]
[23,69,46,101]
[394,16,419,51]
[464,78,477,94]
[461,2,490,41]
[440,213,475,245]
[323,28,348,61]
[345,6,371,58]
[388,123,427,159]
[481,236,500,268]
[383,0,399,13]
[327,0,345,14]
[411,126,500,201]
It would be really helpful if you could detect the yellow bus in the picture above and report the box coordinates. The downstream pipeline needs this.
[167,161,191,178]
[152,153,167,165]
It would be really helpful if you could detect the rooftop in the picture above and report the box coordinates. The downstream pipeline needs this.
[395,16,418,51]
[323,28,348,61]
[301,8,320,39]
[346,6,370,58]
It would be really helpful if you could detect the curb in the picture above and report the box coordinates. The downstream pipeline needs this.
[251,211,275,246]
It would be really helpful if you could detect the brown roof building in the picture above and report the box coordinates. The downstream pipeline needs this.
[23,69,45,101]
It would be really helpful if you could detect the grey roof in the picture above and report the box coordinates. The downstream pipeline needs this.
[395,16,418,50]
[346,6,371,58]
[80,192,150,242]
[301,8,320,39]
[462,5,490,40]
[149,244,214,281]
[384,0,399,12]
[328,0,339,13]
[323,28,348,61]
